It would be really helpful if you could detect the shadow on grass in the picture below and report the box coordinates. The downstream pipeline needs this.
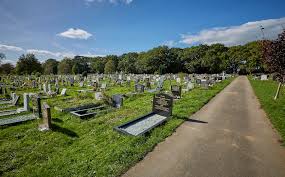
[52,124,79,138]
[176,116,208,124]
[52,118,63,123]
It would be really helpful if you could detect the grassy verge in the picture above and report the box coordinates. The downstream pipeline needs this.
[249,78,285,145]
[0,78,233,177]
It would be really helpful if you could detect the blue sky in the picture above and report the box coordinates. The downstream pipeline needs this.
[0,0,285,64]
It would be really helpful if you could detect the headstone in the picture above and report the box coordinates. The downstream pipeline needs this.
[152,93,173,117]
[23,93,29,111]
[112,94,123,108]
[31,95,42,118]
[135,84,145,93]
[61,88,67,96]
[38,102,51,131]
[43,83,47,93]
[95,92,103,100]
[171,85,182,98]
[261,74,268,81]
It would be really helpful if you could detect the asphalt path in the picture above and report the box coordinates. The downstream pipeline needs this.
[122,76,285,177]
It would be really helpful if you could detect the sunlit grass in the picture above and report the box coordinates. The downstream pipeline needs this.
[0,78,233,177]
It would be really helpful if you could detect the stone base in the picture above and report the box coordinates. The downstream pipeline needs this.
[38,124,51,132]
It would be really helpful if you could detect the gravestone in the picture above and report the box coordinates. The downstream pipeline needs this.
[100,83,107,91]
[171,85,182,98]
[135,84,145,93]
[38,102,51,131]
[114,93,173,136]
[112,94,123,108]
[261,74,268,81]
[31,95,42,118]
[43,83,47,93]
[152,93,173,116]
[61,88,67,96]
[95,92,103,100]
[23,93,30,111]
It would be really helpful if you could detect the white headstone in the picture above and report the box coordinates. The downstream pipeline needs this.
[95,92,103,100]
[61,88,67,96]
[261,74,268,81]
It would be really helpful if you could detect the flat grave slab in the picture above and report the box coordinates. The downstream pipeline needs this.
[0,114,37,126]
[115,93,173,136]
[0,109,18,117]
[70,105,106,119]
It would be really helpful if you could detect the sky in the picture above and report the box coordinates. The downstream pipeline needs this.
[0,0,285,64]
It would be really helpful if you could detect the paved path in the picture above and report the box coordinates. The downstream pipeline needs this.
[123,76,285,177]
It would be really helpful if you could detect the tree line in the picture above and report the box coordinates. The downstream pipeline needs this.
[0,40,264,75]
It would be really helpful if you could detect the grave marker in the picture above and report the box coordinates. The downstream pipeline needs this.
[38,102,51,131]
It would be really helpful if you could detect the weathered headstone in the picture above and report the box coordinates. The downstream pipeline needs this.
[171,85,182,98]
[38,102,51,131]
[95,92,103,100]
[112,94,123,108]
[135,84,145,93]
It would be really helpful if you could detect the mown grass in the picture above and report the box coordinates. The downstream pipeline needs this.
[249,78,285,145]
[0,78,233,177]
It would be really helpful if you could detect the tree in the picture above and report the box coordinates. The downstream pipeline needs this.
[72,63,80,74]
[42,59,59,75]
[262,30,285,99]
[104,59,116,74]
[0,53,5,64]
[58,58,73,74]
[118,52,138,73]
[91,58,105,73]
[15,53,42,75]
[0,63,14,74]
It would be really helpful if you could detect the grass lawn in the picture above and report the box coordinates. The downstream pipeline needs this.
[249,78,285,145]
[0,78,233,177]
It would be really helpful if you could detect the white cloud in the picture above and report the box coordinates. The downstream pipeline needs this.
[0,44,24,52]
[181,17,285,46]
[58,28,92,40]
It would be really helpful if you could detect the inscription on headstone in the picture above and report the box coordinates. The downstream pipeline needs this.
[152,93,173,117]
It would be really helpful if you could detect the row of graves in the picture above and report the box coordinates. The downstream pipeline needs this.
[0,72,231,135]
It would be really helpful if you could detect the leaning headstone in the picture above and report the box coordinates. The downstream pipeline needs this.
[61,88,67,96]
[38,102,51,131]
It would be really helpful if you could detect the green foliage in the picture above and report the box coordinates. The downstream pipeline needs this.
[91,58,105,73]
[0,53,5,63]
[0,78,233,177]
[42,59,59,75]
[8,39,266,75]
[15,53,42,75]
[0,63,14,74]
[72,63,80,74]
[57,58,73,74]
[104,59,116,74]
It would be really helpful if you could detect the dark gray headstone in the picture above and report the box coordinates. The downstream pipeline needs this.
[152,93,173,117]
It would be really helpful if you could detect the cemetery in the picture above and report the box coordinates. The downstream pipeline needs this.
[0,73,233,176]
[0,2,284,176]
